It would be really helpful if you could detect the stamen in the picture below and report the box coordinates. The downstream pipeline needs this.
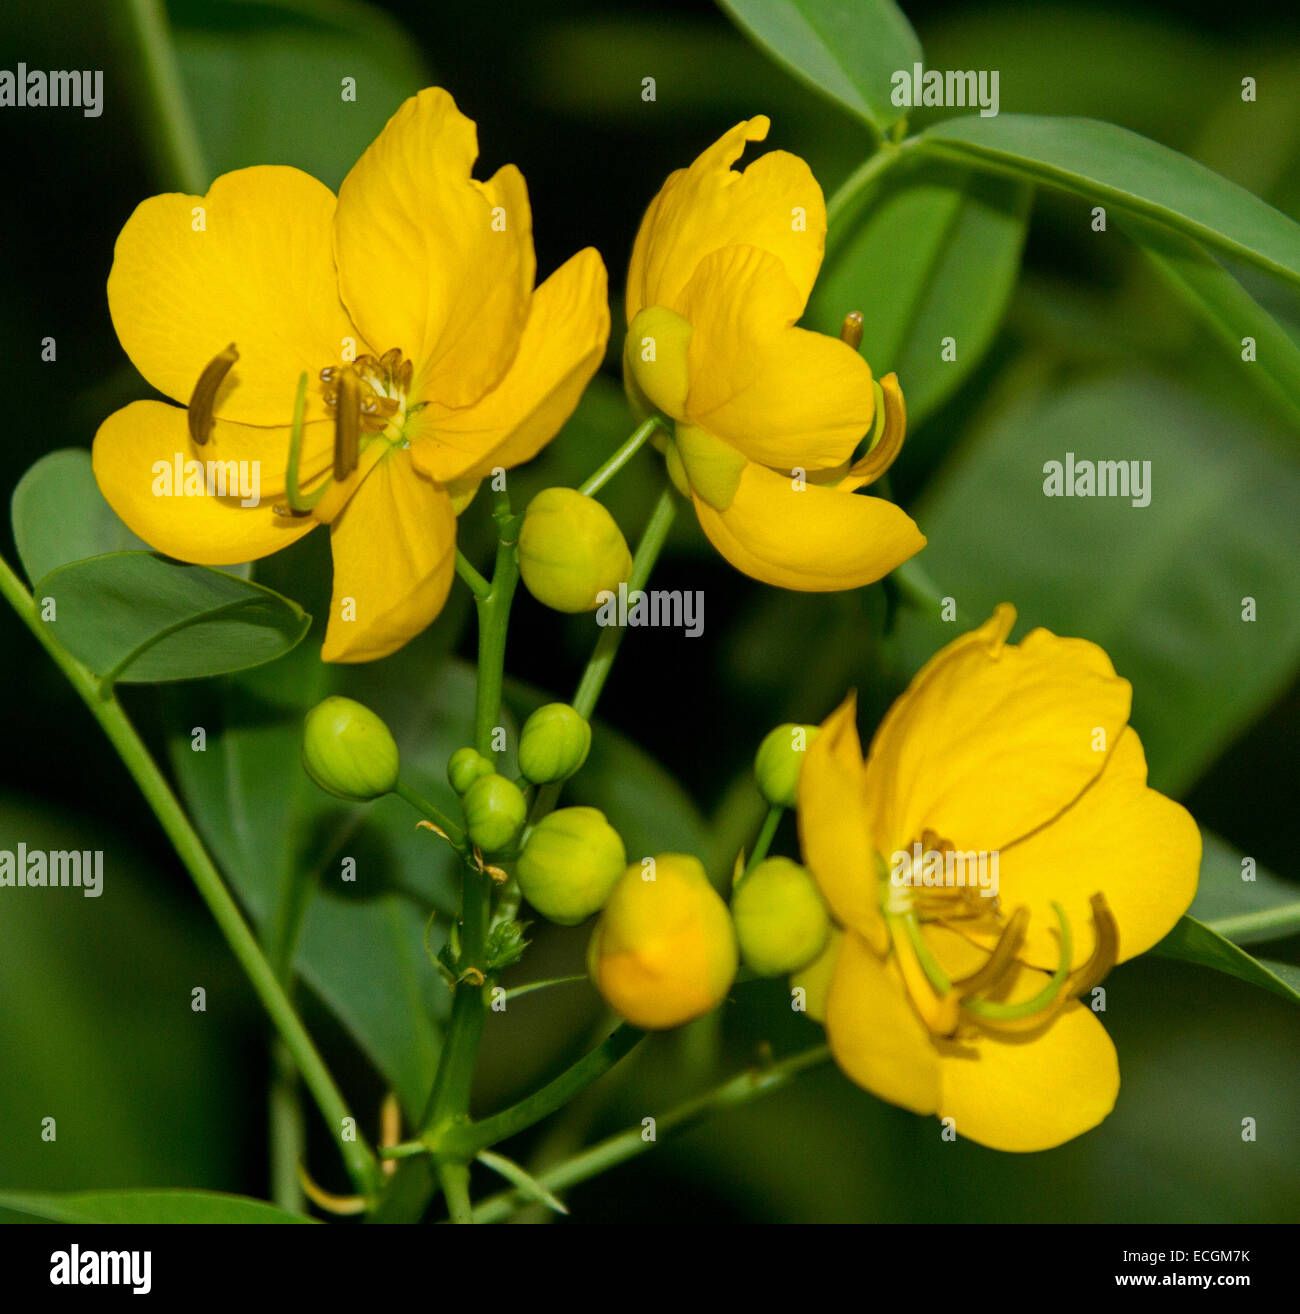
[1065,893,1120,998]
[891,912,960,1036]
[334,369,361,480]
[847,373,906,487]
[187,343,239,447]
[954,906,1028,997]
[839,311,864,351]
[278,371,331,515]
[963,901,1073,1024]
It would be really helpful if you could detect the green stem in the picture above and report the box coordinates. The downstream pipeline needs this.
[439,1024,646,1159]
[825,140,913,230]
[395,779,470,853]
[268,1039,306,1213]
[123,0,209,194]
[578,417,662,497]
[570,484,678,721]
[437,1161,474,1225]
[470,1045,831,1222]
[454,549,491,601]
[742,804,783,880]
[891,556,967,626]
[0,554,381,1197]
[503,974,588,1002]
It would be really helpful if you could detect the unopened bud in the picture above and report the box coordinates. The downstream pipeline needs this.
[517,807,626,926]
[518,703,592,785]
[588,853,737,1030]
[301,696,399,802]
[518,488,632,613]
[462,773,527,852]
[731,857,830,976]
[447,746,495,796]
[754,722,821,808]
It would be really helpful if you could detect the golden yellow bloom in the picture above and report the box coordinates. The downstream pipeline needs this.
[588,854,738,1029]
[624,116,924,590]
[93,88,609,662]
[796,605,1200,1151]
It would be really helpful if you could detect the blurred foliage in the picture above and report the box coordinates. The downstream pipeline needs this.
[0,0,1297,1224]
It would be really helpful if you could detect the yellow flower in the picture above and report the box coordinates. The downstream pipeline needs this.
[623,116,924,590]
[93,88,609,662]
[796,605,1200,1151]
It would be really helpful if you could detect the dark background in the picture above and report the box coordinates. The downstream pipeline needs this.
[0,0,1297,1222]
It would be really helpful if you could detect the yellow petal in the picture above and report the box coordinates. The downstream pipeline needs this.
[797,694,887,950]
[108,166,359,426]
[333,88,534,410]
[864,606,1132,856]
[322,449,456,663]
[626,116,825,323]
[692,458,925,591]
[678,245,872,470]
[936,981,1119,1152]
[92,401,318,564]
[792,926,842,1022]
[824,930,940,1115]
[408,248,610,484]
[995,727,1200,970]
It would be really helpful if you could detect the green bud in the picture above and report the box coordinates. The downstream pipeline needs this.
[731,857,830,976]
[301,696,400,802]
[754,722,821,808]
[518,487,633,613]
[518,703,592,785]
[462,773,527,853]
[447,746,495,796]
[516,807,626,926]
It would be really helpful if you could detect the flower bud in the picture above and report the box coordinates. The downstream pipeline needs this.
[462,773,527,852]
[518,487,633,613]
[516,807,626,926]
[731,857,830,977]
[447,746,494,796]
[754,722,821,808]
[588,853,738,1030]
[518,703,592,785]
[301,696,399,801]
[625,306,692,420]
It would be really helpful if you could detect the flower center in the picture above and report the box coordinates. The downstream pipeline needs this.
[320,348,415,445]
[877,833,1118,1040]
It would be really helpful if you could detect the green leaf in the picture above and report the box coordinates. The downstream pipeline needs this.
[1153,917,1300,1009]
[718,0,921,132]
[813,158,1030,426]
[0,1189,312,1224]
[895,371,1300,794]
[11,449,149,585]
[171,0,430,191]
[1190,834,1300,946]
[35,552,309,687]
[919,115,1300,288]
[1120,218,1300,433]
[475,1150,569,1215]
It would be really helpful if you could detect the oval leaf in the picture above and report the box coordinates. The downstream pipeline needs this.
[36,551,309,685]
[11,449,149,586]
[1153,916,1300,1010]
[920,114,1300,288]
[719,0,922,132]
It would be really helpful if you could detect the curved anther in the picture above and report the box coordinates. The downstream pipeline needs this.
[954,905,1029,998]
[963,901,1073,1025]
[333,369,361,480]
[187,342,239,447]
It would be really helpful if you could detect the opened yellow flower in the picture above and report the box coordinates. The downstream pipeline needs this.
[623,116,924,590]
[93,88,609,662]
[796,605,1199,1151]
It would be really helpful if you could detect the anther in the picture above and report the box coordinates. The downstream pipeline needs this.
[187,343,239,447]
[840,311,864,352]
[334,369,361,480]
